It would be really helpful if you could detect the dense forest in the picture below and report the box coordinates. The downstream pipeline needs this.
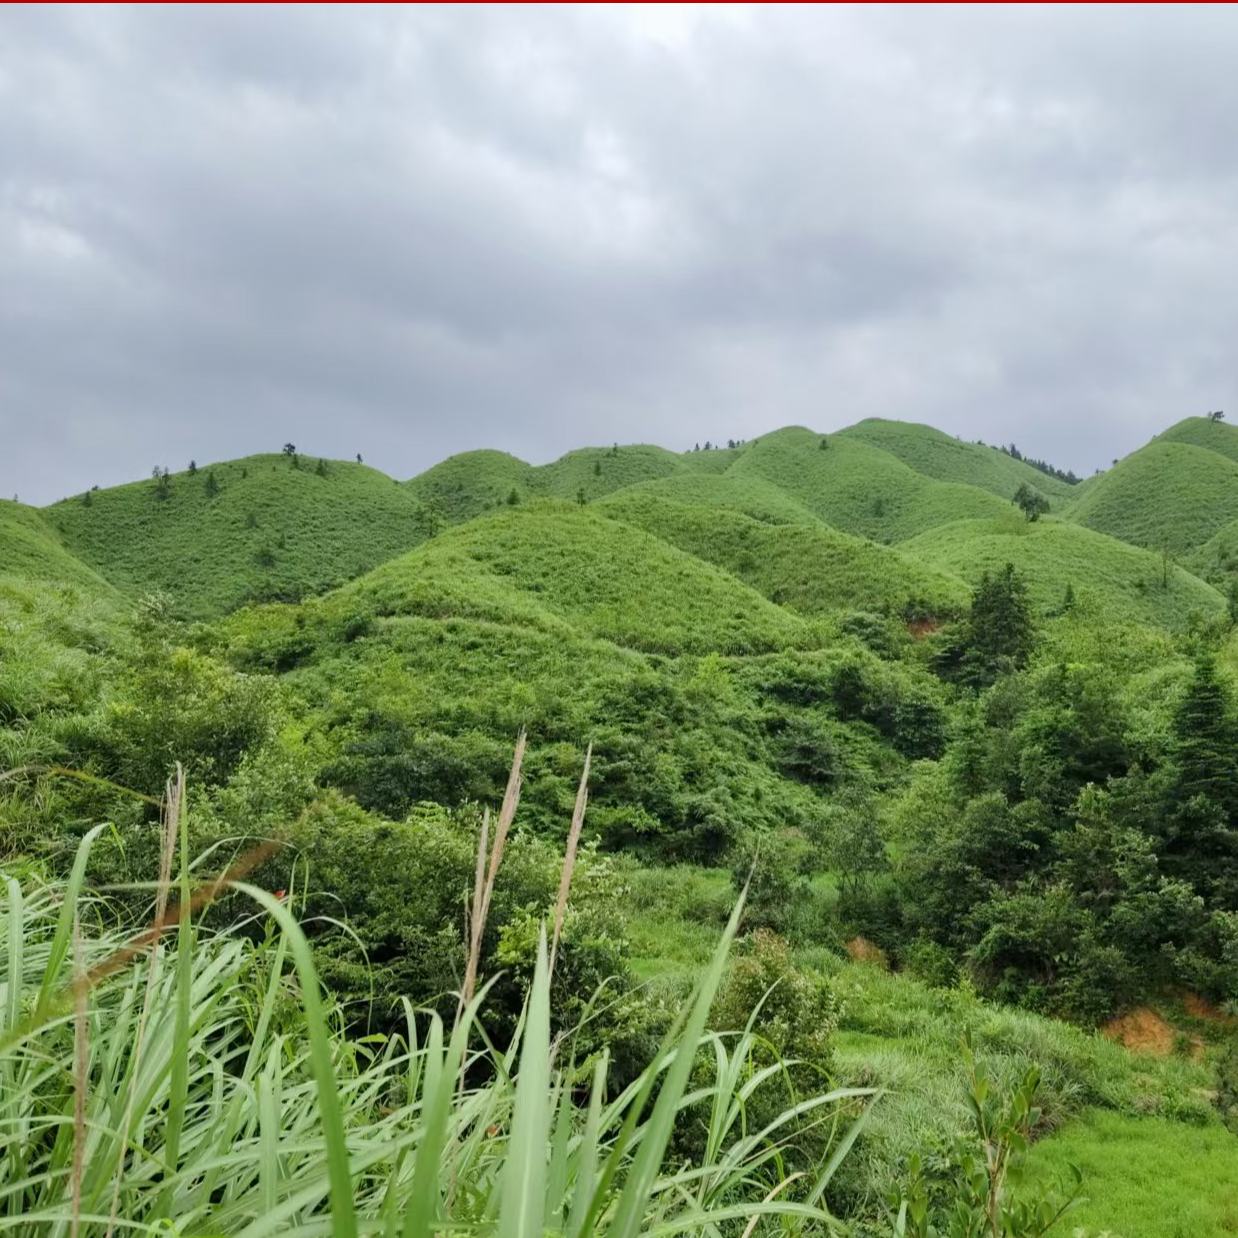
[3,414,1237,1234]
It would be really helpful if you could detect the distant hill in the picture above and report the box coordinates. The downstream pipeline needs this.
[336,501,814,656]
[47,455,438,618]
[838,419,1078,502]
[30,416,1237,630]
[1154,414,1238,464]
[728,427,1010,542]
[0,500,115,592]
[902,513,1225,629]
[597,483,968,618]
[1066,440,1238,557]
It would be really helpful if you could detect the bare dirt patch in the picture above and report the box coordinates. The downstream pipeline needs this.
[845,936,889,968]
[1103,1007,1175,1056]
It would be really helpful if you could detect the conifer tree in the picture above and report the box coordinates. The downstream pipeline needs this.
[1172,655,1237,814]
[204,470,220,498]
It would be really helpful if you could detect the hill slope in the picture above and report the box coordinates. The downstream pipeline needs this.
[1066,441,1238,556]
[333,501,814,656]
[597,485,968,618]
[1155,414,1238,464]
[839,418,1077,502]
[729,427,1010,542]
[47,456,438,618]
[901,513,1225,628]
[0,501,115,592]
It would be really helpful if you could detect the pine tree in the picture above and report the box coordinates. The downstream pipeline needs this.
[187,459,198,476]
[819,436,829,450]
[593,459,601,476]
[963,563,1035,676]
[1172,655,1237,813]
[204,470,220,498]
[506,487,519,505]
[576,487,587,506]
[356,452,363,464]
[315,458,327,477]
[82,488,92,506]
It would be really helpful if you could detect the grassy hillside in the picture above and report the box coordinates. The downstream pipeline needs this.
[1155,414,1238,464]
[729,427,1010,542]
[0,500,115,591]
[47,455,438,618]
[529,444,688,503]
[1067,440,1238,556]
[404,448,533,523]
[901,512,1225,627]
[839,418,1077,502]
[332,500,814,656]
[600,472,823,527]
[1026,1109,1238,1237]
[597,486,968,618]
[1188,516,1238,592]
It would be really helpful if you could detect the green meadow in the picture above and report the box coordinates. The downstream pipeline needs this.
[3,414,1237,1235]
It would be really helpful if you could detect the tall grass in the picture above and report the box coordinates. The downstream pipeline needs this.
[0,772,871,1235]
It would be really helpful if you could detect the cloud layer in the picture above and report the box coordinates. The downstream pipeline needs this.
[3,5,1237,503]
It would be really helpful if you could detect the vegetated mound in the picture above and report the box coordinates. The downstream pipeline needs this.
[0,500,115,592]
[597,487,967,619]
[529,444,688,504]
[1067,440,1238,557]
[405,449,533,524]
[1155,414,1238,465]
[326,501,815,656]
[1187,515,1238,591]
[900,513,1225,628]
[729,427,1010,542]
[839,418,1077,502]
[600,472,823,527]
[47,455,438,618]
[405,443,737,528]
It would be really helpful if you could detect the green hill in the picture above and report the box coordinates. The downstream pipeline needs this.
[729,427,1010,542]
[838,418,1077,502]
[1066,440,1238,556]
[529,444,688,503]
[901,512,1226,628]
[0,500,115,592]
[1155,414,1238,464]
[404,449,533,523]
[597,486,967,619]
[596,472,823,527]
[334,500,814,656]
[47,455,438,618]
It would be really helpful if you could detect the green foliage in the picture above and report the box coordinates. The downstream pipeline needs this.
[1069,439,1238,557]
[48,455,440,617]
[1012,482,1050,522]
[730,427,1011,543]
[0,843,870,1236]
[839,419,1078,503]
[903,514,1225,630]
[897,1042,1080,1238]
[0,501,116,591]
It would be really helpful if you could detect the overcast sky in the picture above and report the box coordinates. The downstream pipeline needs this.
[3,5,1237,504]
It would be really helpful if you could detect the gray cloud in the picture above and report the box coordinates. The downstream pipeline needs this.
[2,4,1236,503]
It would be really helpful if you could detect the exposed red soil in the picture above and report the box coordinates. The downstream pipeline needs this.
[1102,1007,1175,1056]
[845,936,889,968]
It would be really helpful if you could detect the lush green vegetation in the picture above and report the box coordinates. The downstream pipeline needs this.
[1025,1110,1238,1236]
[0,501,116,591]
[47,454,440,618]
[1068,440,1238,557]
[838,419,1077,503]
[5,414,1238,1235]
[901,513,1225,629]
